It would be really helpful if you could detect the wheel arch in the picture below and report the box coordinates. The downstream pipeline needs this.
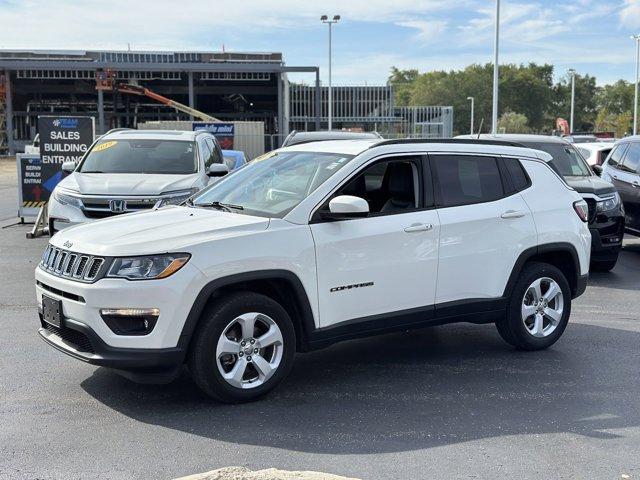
[177,270,316,356]
[503,243,582,299]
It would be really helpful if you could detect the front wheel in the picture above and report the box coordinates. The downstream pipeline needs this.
[496,262,571,351]
[188,292,296,403]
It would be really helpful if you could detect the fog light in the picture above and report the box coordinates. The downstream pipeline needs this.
[100,308,160,335]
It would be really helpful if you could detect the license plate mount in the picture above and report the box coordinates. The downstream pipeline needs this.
[42,295,63,328]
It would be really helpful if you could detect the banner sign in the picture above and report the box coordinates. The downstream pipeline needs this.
[193,122,235,149]
[16,116,94,218]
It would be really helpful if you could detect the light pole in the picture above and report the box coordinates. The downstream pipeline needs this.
[467,96,475,134]
[568,69,576,134]
[321,14,340,130]
[632,34,640,136]
[491,0,500,134]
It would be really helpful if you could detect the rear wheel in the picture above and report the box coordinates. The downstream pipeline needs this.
[188,292,296,403]
[496,262,571,350]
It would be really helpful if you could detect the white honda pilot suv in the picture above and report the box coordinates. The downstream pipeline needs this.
[36,139,591,403]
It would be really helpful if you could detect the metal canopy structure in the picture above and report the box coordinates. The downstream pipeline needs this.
[0,49,321,154]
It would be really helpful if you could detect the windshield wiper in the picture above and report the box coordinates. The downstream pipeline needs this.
[81,170,103,173]
[194,201,244,211]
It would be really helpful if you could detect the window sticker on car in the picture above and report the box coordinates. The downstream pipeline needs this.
[93,140,118,152]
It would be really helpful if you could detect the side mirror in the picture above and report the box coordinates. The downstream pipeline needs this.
[592,164,603,176]
[207,164,229,177]
[321,195,369,220]
[61,161,76,173]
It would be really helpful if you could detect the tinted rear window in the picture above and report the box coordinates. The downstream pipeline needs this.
[433,155,504,207]
[524,142,591,177]
[504,159,530,192]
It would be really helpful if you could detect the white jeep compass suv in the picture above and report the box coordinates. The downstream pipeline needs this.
[36,139,591,403]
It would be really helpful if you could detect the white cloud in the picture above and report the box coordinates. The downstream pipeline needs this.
[0,0,469,50]
[620,0,640,28]
[396,20,448,43]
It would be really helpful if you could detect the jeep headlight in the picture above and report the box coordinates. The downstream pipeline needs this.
[158,188,198,207]
[107,253,190,280]
[596,192,621,212]
[53,188,83,209]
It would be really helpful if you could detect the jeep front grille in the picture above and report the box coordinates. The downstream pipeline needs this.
[40,245,107,283]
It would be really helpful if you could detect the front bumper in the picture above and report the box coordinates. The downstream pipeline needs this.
[38,314,184,382]
[588,208,625,262]
[35,262,206,350]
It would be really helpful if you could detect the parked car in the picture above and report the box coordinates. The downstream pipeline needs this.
[221,149,248,170]
[36,138,590,402]
[564,135,598,144]
[48,129,227,233]
[599,135,640,237]
[459,134,624,272]
[281,130,382,147]
[576,142,613,166]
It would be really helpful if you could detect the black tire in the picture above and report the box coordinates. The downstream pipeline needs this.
[496,262,571,351]
[590,254,619,272]
[187,292,296,403]
[48,219,57,236]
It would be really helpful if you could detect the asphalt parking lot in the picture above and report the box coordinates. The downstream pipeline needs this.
[1,158,639,480]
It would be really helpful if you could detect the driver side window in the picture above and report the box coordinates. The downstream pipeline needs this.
[335,158,422,215]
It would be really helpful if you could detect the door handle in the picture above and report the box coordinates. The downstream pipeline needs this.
[404,223,433,233]
[501,210,526,219]
[633,182,639,188]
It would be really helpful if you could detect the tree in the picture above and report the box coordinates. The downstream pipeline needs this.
[388,67,419,106]
[498,111,530,133]
[552,73,598,132]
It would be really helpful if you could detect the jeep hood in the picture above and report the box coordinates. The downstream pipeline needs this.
[59,172,201,196]
[50,206,269,256]
[564,175,615,196]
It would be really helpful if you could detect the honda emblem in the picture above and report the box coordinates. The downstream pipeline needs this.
[109,199,127,213]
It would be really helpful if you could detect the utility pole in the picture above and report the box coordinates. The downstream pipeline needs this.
[491,0,500,133]
[321,15,340,130]
[632,35,640,136]
[467,97,475,134]
[569,69,576,134]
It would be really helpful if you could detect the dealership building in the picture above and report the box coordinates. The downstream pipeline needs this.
[0,49,452,154]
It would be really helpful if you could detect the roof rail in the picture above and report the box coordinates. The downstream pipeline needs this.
[370,138,527,149]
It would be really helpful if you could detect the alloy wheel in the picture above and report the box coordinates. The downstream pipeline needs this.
[215,312,284,389]
[521,277,564,338]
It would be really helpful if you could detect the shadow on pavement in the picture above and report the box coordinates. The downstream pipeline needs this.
[81,322,640,454]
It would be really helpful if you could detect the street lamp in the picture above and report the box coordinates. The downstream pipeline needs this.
[321,14,340,130]
[632,34,640,136]
[568,69,576,134]
[467,96,475,134]
[491,0,500,134]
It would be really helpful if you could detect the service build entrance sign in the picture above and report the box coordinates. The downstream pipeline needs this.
[193,122,235,149]
[17,116,95,218]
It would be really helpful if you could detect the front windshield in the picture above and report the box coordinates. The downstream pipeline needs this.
[192,150,354,218]
[79,139,197,174]
[525,142,592,177]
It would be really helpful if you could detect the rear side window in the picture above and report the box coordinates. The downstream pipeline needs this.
[621,143,640,173]
[432,155,504,207]
[503,159,531,192]
[606,144,628,168]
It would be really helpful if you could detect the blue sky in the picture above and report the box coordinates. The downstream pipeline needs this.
[1,0,639,85]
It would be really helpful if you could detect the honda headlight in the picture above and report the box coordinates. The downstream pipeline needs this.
[107,253,190,280]
[53,188,83,209]
[596,192,621,212]
[158,188,198,207]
